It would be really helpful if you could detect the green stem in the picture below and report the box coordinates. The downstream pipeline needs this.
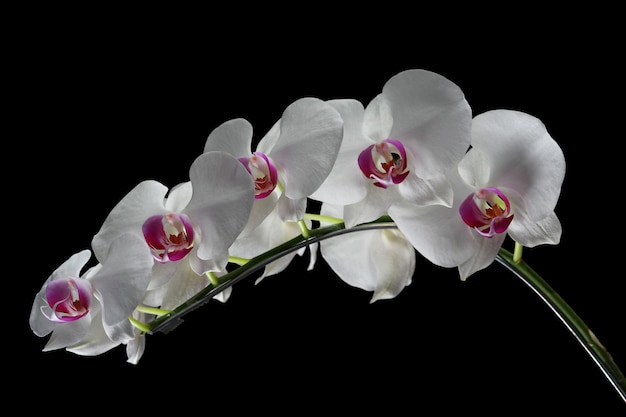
[143,216,625,403]
[496,247,626,402]
[129,316,151,333]
[298,219,310,238]
[135,305,171,316]
[228,256,250,266]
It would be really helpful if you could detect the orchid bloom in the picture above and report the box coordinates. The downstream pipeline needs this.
[310,69,472,228]
[319,202,415,302]
[91,151,255,288]
[29,233,153,358]
[390,109,565,280]
[203,97,344,229]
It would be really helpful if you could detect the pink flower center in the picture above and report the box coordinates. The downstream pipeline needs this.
[45,277,93,322]
[358,139,410,188]
[459,187,514,237]
[142,213,195,262]
[238,152,278,199]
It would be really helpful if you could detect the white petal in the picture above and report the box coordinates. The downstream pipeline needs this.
[239,193,279,237]
[147,261,177,291]
[362,94,393,141]
[126,335,146,365]
[189,246,226,275]
[90,233,154,327]
[309,99,372,205]
[92,180,169,263]
[230,208,284,258]
[263,97,344,198]
[508,210,562,247]
[256,118,280,154]
[42,315,92,351]
[378,69,472,179]
[277,194,307,222]
[389,200,476,268]
[320,223,414,302]
[104,311,137,343]
[185,151,254,265]
[457,147,490,188]
[29,291,54,337]
[398,171,453,207]
[66,307,122,356]
[470,109,566,220]
[165,181,193,212]
[203,118,254,157]
[457,233,506,281]
[343,186,393,228]
[158,258,210,310]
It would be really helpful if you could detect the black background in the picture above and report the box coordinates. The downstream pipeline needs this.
[10,10,625,414]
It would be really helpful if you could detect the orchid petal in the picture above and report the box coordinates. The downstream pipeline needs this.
[362,94,393,142]
[125,311,148,365]
[203,118,254,157]
[277,194,307,222]
[147,261,177,291]
[307,242,318,271]
[457,147,491,189]
[343,186,394,228]
[256,118,280,154]
[261,97,343,199]
[309,99,371,205]
[90,233,153,327]
[239,191,279,236]
[468,110,566,221]
[457,232,507,281]
[320,203,414,302]
[188,246,225,276]
[66,306,123,356]
[389,196,476,269]
[43,315,93,351]
[126,337,145,365]
[29,291,54,337]
[157,258,210,310]
[372,69,472,179]
[103,311,137,343]
[390,203,474,268]
[92,180,169,263]
[398,171,453,207]
[165,181,193,212]
[508,209,562,247]
[185,151,254,267]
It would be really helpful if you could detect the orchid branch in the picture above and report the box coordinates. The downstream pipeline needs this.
[144,216,626,403]
[496,247,626,402]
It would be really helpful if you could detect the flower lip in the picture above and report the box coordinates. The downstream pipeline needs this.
[45,277,93,322]
[459,187,514,237]
[238,152,278,199]
[142,213,195,262]
[358,139,410,189]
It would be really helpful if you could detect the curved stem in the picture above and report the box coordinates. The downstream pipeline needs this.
[496,247,626,403]
[143,217,626,403]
